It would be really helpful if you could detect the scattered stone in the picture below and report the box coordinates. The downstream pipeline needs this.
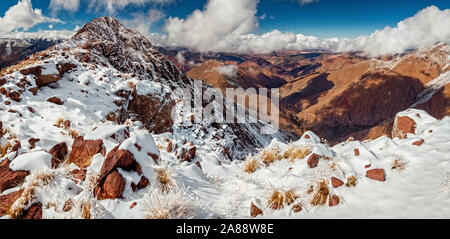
[331,177,344,188]
[392,115,416,139]
[28,138,40,149]
[250,202,263,218]
[412,139,424,146]
[67,136,105,168]
[354,148,360,156]
[49,142,68,168]
[47,97,64,105]
[328,195,340,207]
[307,153,320,168]
[366,169,386,182]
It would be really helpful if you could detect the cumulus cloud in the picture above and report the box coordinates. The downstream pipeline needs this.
[336,6,450,56]
[49,0,80,13]
[0,0,62,33]
[216,64,238,78]
[89,0,175,13]
[1,29,75,40]
[165,0,259,52]
[158,4,450,56]
[298,0,319,6]
[121,9,165,37]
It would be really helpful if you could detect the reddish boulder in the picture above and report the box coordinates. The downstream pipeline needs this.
[331,177,344,188]
[307,153,320,168]
[22,203,42,219]
[166,141,173,153]
[98,147,134,180]
[57,62,77,76]
[328,195,340,207]
[0,159,29,193]
[130,202,137,209]
[354,148,360,156]
[392,116,416,139]
[366,169,386,182]
[131,176,149,192]
[28,138,40,149]
[47,97,64,105]
[195,161,202,169]
[412,139,425,146]
[0,189,23,217]
[49,142,68,168]
[20,66,60,87]
[250,202,263,218]
[67,136,105,168]
[8,91,21,102]
[178,146,196,162]
[97,171,125,200]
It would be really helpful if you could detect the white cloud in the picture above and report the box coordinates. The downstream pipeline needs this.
[176,51,185,65]
[165,0,259,52]
[0,0,62,33]
[216,64,238,78]
[1,29,75,40]
[121,9,165,37]
[336,6,450,56]
[89,0,175,13]
[157,4,450,56]
[298,0,319,6]
[49,0,80,13]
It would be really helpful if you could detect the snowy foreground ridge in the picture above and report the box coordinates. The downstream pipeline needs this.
[0,17,449,219]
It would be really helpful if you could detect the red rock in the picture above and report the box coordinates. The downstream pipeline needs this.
[57,62,77,76]
[29,87,38,95]
[20,66,60,87]
[366,169,386,182]
[134,143,142,151]
[307,153,320,168]
[63,120,71,129]
[47,97,64,105]
[179,147,196,162]
[0,78,6,86]
[49,142,68,168]
[412,139,425,146]
[392,116,416,139]
[0,189,23,217]
[98,171,125,199]
[8,91,21,102]
[67,136,105,168]
[28,138,40,149]
[331,177,344,188]
[0,159,29,193]
[189,141,194,146]
[4,101,10,105]
[354,148,360,156]
[131,176,149,192]
[22,203,42,219]
[365,164,371,168]
[11,141,21,152]
[98,147,134,180]
[27,107,35,113]
[328,195,340,207]
[69,168,87,183]
[195,161,202,169]
[250,202,263,218]
[166,141,173,153]
[292,203,303,213]
[304,134,311,139]
[130,202,137,209]
[63,199,74,212]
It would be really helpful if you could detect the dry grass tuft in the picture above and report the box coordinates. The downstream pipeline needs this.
[54,117,65,128]
[9,172,54,218]
[243,157,260,174]
[268,189,298,210]
[154,166,175,192]
[68,129,79,139]
[345,176,357,187]
[311,181,329,206]
[283,147,311,162]
[81,201,91,219]
[1,141,12,157]
[391,159,408,171]
[260,149,281,165]
[144,187,195,219]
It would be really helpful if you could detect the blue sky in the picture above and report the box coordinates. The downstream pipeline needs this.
[1,0,449,38]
